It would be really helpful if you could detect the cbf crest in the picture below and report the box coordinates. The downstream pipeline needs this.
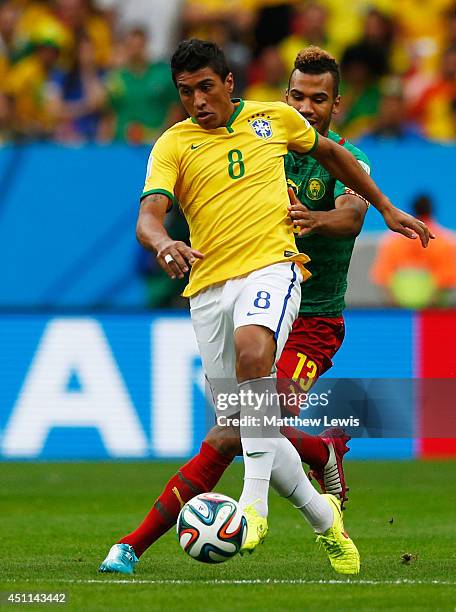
[248,115,273,140]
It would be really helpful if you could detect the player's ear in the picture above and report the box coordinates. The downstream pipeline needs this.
[332,94,341,117]
[225,72,234,94]
[285,89,289,103]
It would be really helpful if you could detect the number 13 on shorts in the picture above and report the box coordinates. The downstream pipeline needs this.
[292,352,317,392]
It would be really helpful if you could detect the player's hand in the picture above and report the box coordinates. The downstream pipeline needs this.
[156,239,204,279]
[381,206,435,248]
[287,187,322,236]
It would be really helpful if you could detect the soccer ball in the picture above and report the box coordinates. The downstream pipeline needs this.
[177,493,247,564]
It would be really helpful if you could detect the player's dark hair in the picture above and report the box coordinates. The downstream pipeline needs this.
[289,46,340,98]
[171,39,230,86]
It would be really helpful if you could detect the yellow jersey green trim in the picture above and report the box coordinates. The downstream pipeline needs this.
[307,128,319,154]
[226,99,244,133]
[140,188,177,210]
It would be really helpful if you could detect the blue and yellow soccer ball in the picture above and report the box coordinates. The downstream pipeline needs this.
[177,493,247,564]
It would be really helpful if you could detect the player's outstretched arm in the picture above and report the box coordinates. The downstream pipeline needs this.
[310,137,434,247]
[137,194,204,279]
[288,188,366,238]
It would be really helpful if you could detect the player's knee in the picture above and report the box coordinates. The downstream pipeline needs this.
[236,345,273,380]
[235,326,276,380]
[205,425,241,459]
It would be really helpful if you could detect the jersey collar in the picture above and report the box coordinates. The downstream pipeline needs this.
[190,98,245,133]
[226,98,244,133]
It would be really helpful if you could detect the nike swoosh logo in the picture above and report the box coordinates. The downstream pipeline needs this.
[246,312,268,316]
[191,142,212,150]
[245,451,267,458]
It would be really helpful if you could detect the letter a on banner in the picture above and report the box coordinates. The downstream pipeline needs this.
[2,319,148,457]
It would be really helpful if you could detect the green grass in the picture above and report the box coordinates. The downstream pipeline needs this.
[1,461,455,611]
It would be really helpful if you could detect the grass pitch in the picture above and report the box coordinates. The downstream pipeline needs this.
[1,460,455,611]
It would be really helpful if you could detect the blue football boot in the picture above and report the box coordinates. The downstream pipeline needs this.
[98,544,139,575]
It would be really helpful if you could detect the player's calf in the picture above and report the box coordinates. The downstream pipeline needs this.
[309,427,350,506]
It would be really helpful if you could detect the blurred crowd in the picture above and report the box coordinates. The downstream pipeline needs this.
[0,0,456,144]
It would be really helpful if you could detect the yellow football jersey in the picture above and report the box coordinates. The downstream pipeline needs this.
[142,99,318,297]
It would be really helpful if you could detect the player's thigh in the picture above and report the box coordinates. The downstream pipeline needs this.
[233,261,302,367]
[190,284,238,415]
[190,284,234,376]
[277,316,345,415]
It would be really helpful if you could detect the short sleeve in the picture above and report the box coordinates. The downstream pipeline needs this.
[281,104,318,154]
[141,131,179,208]
[334,145,371,204]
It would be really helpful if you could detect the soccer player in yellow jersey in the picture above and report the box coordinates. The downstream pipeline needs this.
[119,40,430,564]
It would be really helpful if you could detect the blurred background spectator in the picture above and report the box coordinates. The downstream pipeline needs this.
[4,27,62,139]
[357,76,424,143]
[409,44,456,141]
[50,33,105,142]
[334,8,395,139]
[371,195,456,309]
[92,0,182,61]
[244,45,286,101]
[278,2,337,74]
[102,27,183,144]
[13,0,112,68]
[180,0,255,94]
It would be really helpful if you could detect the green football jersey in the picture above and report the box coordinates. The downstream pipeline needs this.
[107,61,179,142]
[284,130,371,317]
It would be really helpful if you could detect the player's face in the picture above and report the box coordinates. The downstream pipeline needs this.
[286,71,340,135]
[175,67,235,130]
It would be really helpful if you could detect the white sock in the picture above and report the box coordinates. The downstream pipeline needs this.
[296,493,333,534]
[238,377,281,518]
[271,436,333,533]
[238,478,269,517]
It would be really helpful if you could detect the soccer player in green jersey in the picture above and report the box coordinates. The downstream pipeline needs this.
[277,46,373,504]
[99,41,432,577]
